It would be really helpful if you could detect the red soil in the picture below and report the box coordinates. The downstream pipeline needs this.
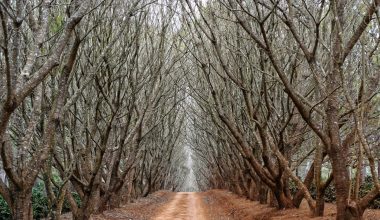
[153,192,206,220]
[90,190,380,220]
[91,191,174,220]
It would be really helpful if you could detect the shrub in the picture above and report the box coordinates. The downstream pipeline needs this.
[0,182,50,220]
[0,181,80,219]
[32,182,49,219]
[0,196,11,220]
[359,176,380,209]
[289,176,380,208]
[288,179,336,202]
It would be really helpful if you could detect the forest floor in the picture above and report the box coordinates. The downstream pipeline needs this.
[90,190,380,220]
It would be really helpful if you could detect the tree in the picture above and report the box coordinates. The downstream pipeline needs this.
[179,0,380,219]
[0,1,89,219]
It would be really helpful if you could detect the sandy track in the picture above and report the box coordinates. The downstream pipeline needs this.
[153,192,205,220]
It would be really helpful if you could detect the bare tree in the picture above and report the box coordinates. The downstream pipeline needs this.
[0,1,90,219]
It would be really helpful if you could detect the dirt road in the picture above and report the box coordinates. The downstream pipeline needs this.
[91,190,380,220]
[154,192,205,220]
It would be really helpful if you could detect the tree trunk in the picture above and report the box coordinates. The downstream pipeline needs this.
[331,156,352,220]
[343,203,364,220]
[98,193,111,213]
[53,184,68,220]
[98,191,123,212]
[248,179,259,201]
[258,184,268,204]
[109,192,122,209]
[360,163,366,184]
[274,189,295,209]
[292,163,314,207]
[328,0,357,218]
[315,195,325,216]
[73,190,99,220]
[73,199,96,220]
[74,209,92,220]
[315,140,324,217]
[269,191,277,207]
[11,191,33,220]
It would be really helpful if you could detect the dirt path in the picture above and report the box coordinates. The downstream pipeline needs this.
[91,190,380,220]
[153,192,206,220]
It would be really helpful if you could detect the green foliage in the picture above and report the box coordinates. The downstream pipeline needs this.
[71,192,82,208]
[309,183,336,203]
[289,176,380,207]
[32,182,49,219]
[0,196,11,220]
[359,176,380,209]
[0,180,81,219]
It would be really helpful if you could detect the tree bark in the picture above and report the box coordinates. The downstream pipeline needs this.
[328,1,352,218]
[315,194,325,217]
[259,184,268,204]
[331,156,351,220]
[73,191,99,220]
[292,163,315,207]
[11,191,33,220]
[274,187,295,209]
